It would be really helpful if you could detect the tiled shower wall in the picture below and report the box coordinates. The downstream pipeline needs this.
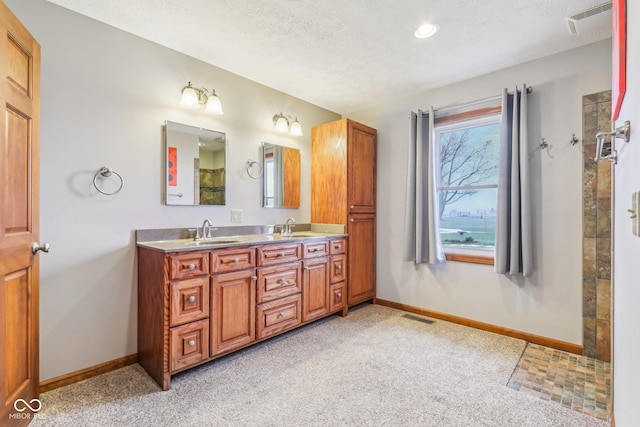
[582,91,612,362]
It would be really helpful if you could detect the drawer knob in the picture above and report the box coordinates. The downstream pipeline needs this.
[350,218,354,223]
[187,295,196,303]
[350,205,354,209]
[188,340,196,347]
[278,278,285,284]
[304,266,310,271]
[279,252,286,257]
[336,265,342,270]
[278,312,285,318]
[251,275,258,281]
[334,245,340,249]
[312,248,319,252]
[233,258,239,263]
[188,263,196,270]
[337,292,342,298]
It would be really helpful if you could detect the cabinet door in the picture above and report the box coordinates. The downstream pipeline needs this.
[211,270,256,356]
[347,214,376,305]
[302,258,330,322]
[347,121,376,214]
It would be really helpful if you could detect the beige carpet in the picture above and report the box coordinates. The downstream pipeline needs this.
[31,304,608,426]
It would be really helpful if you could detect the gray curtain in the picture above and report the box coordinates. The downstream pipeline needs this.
[403,108,445,264]
[495,86,533,276]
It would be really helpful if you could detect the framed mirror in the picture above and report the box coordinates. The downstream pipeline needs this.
[262,142,300,208]
[165,121,226,205]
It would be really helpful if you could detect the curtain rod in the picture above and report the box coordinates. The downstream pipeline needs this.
[429,86,533,115]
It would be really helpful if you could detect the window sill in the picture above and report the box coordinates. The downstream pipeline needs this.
[444,251,494,265]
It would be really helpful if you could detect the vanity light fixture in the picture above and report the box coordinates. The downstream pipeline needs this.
[272,113,303,136]
[414,23,439,39]
[180,81,224,115]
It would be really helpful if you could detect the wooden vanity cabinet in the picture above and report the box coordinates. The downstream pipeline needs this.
[138,235,347,390]
[312,119,377,306]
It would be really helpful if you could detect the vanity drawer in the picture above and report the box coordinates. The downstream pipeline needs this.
[170,277,210,326]
[256,262,302,303]
[211,247,256,273]
[330,238,347,255]
[256,294,301,339]
[170,251,210,279]
[330,281,346,312]
[170,319,209,372]
[257,243,301,266]
[302,240,329,258]
[330,255,346,284]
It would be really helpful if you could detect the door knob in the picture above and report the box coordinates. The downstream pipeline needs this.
[32,242,51,254]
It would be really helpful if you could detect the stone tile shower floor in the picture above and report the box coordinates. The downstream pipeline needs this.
[507,343,611,421]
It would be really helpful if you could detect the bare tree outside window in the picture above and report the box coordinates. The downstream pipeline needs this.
[436,118,501,248]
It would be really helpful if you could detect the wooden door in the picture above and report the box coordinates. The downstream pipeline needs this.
[210,270,256,356]
[347,120,376,214]
[347,214,376,305]
[0,3,41,425]
[302,258,329,322]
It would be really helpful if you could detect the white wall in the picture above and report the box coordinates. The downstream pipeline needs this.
[5,0,340,380]
[612,1,640,424]
[348,40,612,345]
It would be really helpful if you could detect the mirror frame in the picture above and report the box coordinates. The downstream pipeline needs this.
[164,121,227,206]
[262,142,300,209]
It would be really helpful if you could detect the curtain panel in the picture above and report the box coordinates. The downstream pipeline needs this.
[495,85,533,276]
[403,108,445,264]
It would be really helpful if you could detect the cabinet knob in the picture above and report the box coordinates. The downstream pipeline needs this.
[187,340,196,347]
[188,263,196,270]
[337,292,342,298]
[304,266,310,271]
[350,205,354,209]
[334,245,341,249]
[187,295,196,303]
[278,312,286,318]
[251,275,258,281]
[278,278,285,284]
[336,265,342,270]
[350,218,354,223]
[233,258,239,263]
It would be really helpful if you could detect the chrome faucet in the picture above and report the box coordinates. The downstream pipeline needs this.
[196,219,213,240]
[282,217,296,236]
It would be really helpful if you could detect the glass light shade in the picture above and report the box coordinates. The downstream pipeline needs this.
[180,86,199,108]
[275,116,289,132]
[414,23,439,39]
[204,93,224,115]
[289,119,303,136]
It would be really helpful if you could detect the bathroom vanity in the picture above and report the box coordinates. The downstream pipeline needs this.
[136,228,348,390]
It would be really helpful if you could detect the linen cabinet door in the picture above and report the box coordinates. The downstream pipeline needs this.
[347,214,376,305]
[211,269,256,356]
[347,121,376,214]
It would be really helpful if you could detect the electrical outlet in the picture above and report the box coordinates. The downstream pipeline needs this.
[231,209,243,223]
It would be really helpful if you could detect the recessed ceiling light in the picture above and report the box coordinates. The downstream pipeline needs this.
[414,23,439,39]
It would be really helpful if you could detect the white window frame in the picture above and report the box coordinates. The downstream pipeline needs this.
[434,112,501,261]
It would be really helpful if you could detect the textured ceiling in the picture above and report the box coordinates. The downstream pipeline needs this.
[46,0,611,114]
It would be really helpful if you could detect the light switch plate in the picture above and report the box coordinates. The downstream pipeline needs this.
[231,209,243,223]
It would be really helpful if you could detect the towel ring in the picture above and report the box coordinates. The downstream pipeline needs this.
[246,160,263,179]
[93,166,124,195]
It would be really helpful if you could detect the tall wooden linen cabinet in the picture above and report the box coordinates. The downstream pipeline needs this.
[311,119,376,306]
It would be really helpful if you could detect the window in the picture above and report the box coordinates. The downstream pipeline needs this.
[434,108,501,262]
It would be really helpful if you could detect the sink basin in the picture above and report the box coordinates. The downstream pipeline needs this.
[183,239,241,246]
